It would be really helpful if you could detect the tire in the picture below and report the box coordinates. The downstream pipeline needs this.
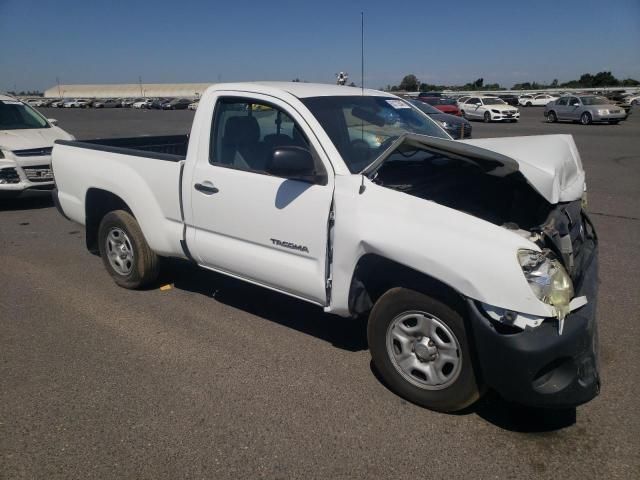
[632,100,638,106]
[460,110,466,118]
[547,111,557,123]
[526,102,532,107]
[483,111,491,123]
[368,288,482,412]
[580,112,592,125]
[98,210,159,289]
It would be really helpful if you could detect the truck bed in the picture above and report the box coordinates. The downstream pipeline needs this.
[55,134,188,161]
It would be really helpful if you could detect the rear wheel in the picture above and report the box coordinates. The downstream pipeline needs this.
[580,112,592,125]
[526,102,532,107]
[368,288,482,412]
[483,111,491,123]
[98,210,159,289]
[547,111,557,123]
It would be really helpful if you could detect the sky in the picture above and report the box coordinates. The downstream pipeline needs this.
[1,0,639,92]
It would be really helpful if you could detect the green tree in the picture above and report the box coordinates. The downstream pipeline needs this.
[399,74,419,91]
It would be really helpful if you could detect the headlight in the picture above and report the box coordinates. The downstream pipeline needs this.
[518,249,574,319]
[491,109,500,113]
[597,109,609,115]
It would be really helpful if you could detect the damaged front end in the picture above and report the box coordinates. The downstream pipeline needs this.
[368,134,600,407]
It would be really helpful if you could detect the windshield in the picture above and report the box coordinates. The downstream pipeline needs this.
[302,95,450,173]
[0,100,49,130]
[482,98,506,105]
[437,98,457,105]
[580,96,609,105]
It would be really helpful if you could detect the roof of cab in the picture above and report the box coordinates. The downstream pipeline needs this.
[206,81,392,99]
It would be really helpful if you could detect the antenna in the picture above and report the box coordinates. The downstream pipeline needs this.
[361,12,364,94]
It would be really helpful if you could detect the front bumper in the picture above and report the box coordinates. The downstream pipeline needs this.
[592,112,627,121]
[490,111,520,121]
[0,161,55,196]
[468,247,599,408]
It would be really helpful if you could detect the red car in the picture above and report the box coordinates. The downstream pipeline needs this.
[416,96,461,116]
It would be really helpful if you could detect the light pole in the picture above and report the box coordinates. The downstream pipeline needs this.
[139,76,143,97]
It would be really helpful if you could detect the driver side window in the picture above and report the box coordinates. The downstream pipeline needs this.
[210,98,309,173]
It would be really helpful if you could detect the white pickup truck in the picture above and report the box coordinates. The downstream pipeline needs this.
[52,82,599,412]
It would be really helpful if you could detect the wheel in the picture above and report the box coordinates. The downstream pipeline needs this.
[483,111,491,123]
[580,112,592,125]
[460,110,466,118]
[526,102,532,107]
[98,210,159,289]
[547,111,557,123]
[368,288,482,412]
[632,100,638,106]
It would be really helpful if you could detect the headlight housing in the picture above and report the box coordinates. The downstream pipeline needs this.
[518,249,574,319]
[491,109,500,113]
[596,109,609,115]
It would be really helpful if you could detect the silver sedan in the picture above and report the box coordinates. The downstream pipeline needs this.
[544,95,627,125]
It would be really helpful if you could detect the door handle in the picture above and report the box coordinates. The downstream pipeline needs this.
[194,182,219,194]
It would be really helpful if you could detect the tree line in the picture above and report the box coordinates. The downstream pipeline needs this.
[384,71,640,92]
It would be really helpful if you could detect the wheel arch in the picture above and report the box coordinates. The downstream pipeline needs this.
[85,188,133,254]
[347,253,466,318]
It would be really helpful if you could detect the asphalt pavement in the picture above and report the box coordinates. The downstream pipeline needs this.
[1,106,639,479]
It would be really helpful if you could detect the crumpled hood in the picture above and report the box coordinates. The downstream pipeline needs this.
[0,127,73,152]
[461,134,585,203]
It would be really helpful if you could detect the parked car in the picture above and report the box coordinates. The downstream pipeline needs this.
[132,99,152,109]
[0,95,74,198]
[407,99,472,139]
[161,98,192,110]
[188,101,199,110]
[519,94,558,107]
[48,99,67,108]
[494,94,519,106]
[417,97,461,116]
[122,98,145,108]
[25,99,46,107]
[544,95,627,124]
[622,94,640,106]
[94,99,121,108]
[63,99,91,108]
[149,98,169,109]
[460,96,520,122]
[52,82,599,413]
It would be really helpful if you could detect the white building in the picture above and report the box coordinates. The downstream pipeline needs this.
[43,83,213,99]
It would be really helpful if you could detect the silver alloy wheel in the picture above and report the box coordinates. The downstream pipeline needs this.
[386,310,462,390]
[581,112,591,125]
[105,227,134,276]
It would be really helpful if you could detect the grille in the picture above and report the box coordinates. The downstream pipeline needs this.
[23,165,53,182]
[0,167,20,184]
[12,146,53,157]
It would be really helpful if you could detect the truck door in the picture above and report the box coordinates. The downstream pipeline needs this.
[185,94,334,305]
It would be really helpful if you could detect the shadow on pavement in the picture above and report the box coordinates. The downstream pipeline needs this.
[165,259,368,352]
[0,191,54,211]
[370,361,576,432]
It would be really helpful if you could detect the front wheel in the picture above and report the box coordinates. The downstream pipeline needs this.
[368,288,482,412]
[580,112,592,125]
[483,111,491,123]
[98,210,159,289]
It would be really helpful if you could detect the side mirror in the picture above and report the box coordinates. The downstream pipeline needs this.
[267,146,324,184]
[48,118,58,126]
